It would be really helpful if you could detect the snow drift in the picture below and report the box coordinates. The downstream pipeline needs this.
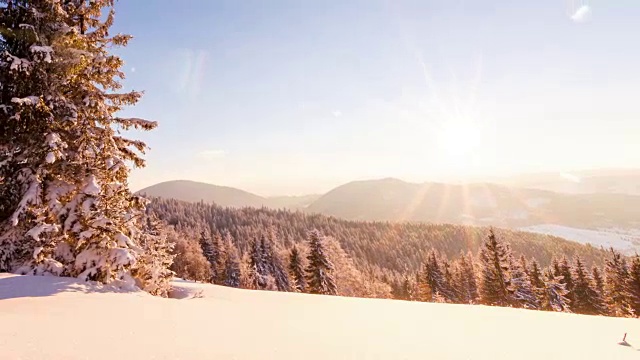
[1,273,639,359]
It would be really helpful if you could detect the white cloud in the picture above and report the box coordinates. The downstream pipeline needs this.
[131,67,136,73]
[332,110,342,117]
[571,5,592,23]
[197,150,227,159]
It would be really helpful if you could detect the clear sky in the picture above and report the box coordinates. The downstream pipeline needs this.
[112,0,640,196]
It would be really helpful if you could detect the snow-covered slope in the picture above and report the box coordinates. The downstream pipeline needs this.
[521,224,640,254]
[1,273,639,359]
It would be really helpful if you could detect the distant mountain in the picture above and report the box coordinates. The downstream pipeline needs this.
[138,178,640,253]
[305,178,640,230]
[497,168,640,195]
[136,180,319,209]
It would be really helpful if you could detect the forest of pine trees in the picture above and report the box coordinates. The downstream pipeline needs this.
[146,197,640,318]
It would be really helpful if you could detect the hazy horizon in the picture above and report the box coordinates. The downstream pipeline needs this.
[134,166,640,197]
[112,1,640,196]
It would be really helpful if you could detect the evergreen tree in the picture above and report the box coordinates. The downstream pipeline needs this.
[441,257,458,303]
[478,229,511,306]
[627,254,640,316]
[420,250,449,302]
[528,259,547,305]
[222,238,241,288]
[401,273,417,301]
[571,256,604,315]
[305,229,336,295]
[603,248,633,317]
[0,0,168,292]
[261,233,290,291]
[542,268,570,312]
[508,255,539,309]
[249,237,268,289]
[558,256,575,304]
[592,266,605,297]
[212,233,226,284]
[288,245,306,293]
[199,231,221,284]
[454,251,478,304]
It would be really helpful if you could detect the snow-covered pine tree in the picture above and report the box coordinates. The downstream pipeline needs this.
[420,249,448,302]
[249,237,268,289]
[626,254,640,316]
[441,256,458,303]
[571,256,604,315]
[558,256,575,304]
[131,216,174,296]
[454,251,478,304]
[198,230,221,284]
[592,266,605,297]
[288,245,306,293]
[528,259,547,306]
[305,229,336,295]
[401,273,417,301]
[478,229,511,306]
[262,232,290,292]
[603,248,633,317]
[542,268,570,312]
[212,233,226,284]
[0,0,170,292]
[222,237,241,288]
[508,255,539,309]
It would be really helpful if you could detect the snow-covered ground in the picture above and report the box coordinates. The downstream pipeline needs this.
[1,273,639,360]
[521,224,640,254]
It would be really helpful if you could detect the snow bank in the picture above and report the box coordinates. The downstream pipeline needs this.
[1,273,639,359]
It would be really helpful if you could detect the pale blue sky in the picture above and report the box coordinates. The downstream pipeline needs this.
[113,0,640,195]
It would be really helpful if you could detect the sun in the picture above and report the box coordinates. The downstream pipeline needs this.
[437,119,482,167]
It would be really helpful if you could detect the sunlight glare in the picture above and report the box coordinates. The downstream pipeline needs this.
[437,119,482,167]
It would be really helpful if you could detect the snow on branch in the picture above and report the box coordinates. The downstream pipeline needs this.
[115,117,158,130]
[30,45,54,63]
[11,96,41,106]
[3,52,32,72]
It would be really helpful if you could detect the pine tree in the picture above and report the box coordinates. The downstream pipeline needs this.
[199,231,221,284]
[508,255,539,309]
[454,251,478,304]
[558,256,575,304]
[0,0,169,292]
[222,238,241,288]
[592,266,605,297]
[571,256,603,315]
[603,248,633,317]
[305,229,336,295]
[212,233,226,284]
[627,254,640,316]
[261,233,290,291]
[441,257,458,303]
[528,259,547,305]
[401,273,417,301]
[249,237,268,289]
[590,266,606,313]
[420,250,450,302]
[478,229,511,306]
[542,268,570,312]
[288,245,306,293]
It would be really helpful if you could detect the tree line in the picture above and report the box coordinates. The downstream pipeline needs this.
[150,197,640,317]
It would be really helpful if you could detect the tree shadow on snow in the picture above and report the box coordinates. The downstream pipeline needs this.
[0,274,133,300]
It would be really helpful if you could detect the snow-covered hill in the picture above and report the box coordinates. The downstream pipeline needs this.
[521,224,640,254]
[1,273,639,359]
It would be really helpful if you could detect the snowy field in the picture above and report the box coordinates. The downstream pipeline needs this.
[1,273,639,360]
[521,224,640,254]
